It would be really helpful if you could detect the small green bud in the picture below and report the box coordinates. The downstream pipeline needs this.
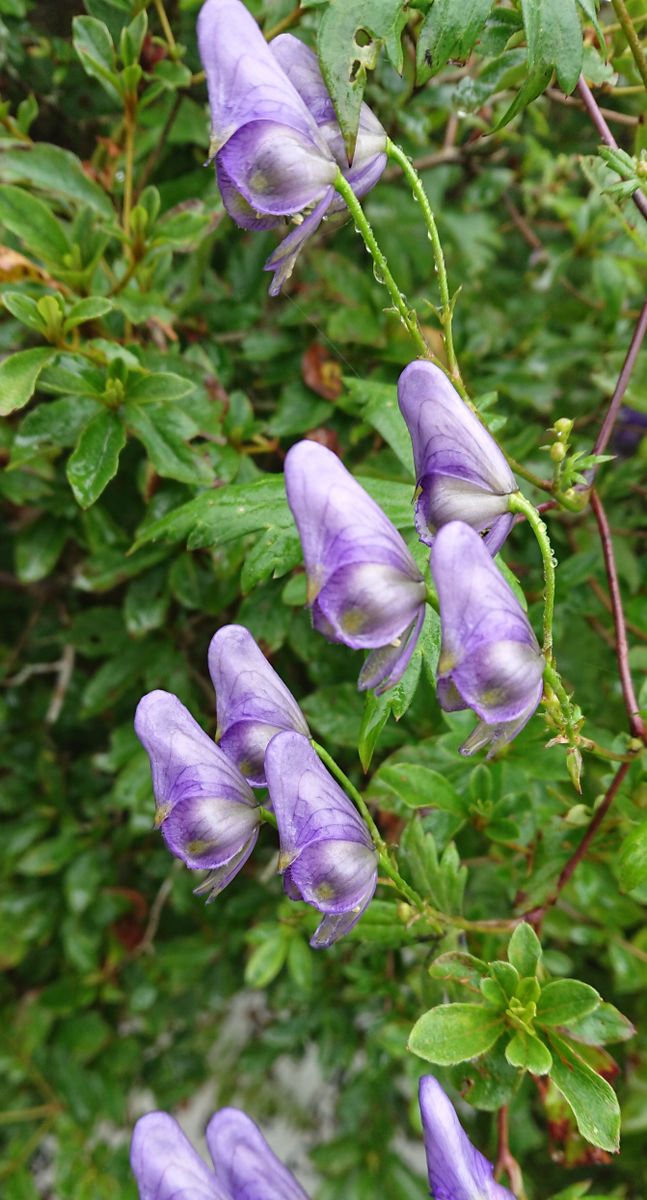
[553,417,573,440]
[550,442,566,464]
[567,747,583,793]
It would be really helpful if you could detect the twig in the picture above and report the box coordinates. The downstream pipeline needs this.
[576,77,647,223]
[495,1107,526,1199]
[593,298,647,458]
[524,761,631,926]
[264,5,301,41]
[45,644,75,725]
[153,0,177,55]
[590,490,646,742]
[588,574,647,641]
[131,867,179,958]
[547,87,641,126]
[135,93,183,199]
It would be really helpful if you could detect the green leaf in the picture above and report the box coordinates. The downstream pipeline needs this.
[358,690,391,772]
[15,516,68,583]
[399,818,466,912]
[318,0,407,160]
[66,409,126,508]
[508,922,542,977]
[0,347,56,416]
[244,935,288,989]
[521,0,583,93]
[615,817,647,892]
[12,395,98,464]
[548,1033,620,1151]
[72,16,121,102]
[240,526,302,593]
[430,951,489,997]
[565,1001,635,1046]
[371,763,466,813]
[2,290,49,334]
[417,0,492,82]
[576,0,604,46]
[505,1030,552,1074]
[0,183,71,263]
[133,475,293,551]
[409,1003,504,1065]
[345,377,414,474]
[125,372,195,404]
[537,979,601,1027]
[0,143,113,218]
[63,297,113,333]
[125,402,211,485]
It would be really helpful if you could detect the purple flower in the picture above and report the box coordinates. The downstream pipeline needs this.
[398,361,517,555]
[284,439,426,693]
[131,1109,310,1200]
[208,624,309,787]
[264,731,378,947]
[419,1076,516,1200]
[196,0,386,294]
[430,522,544,756]
[135,690,260,898]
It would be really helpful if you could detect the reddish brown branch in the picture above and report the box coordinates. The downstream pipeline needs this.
[576,77,647,223]
[593,298,647,458]
[590,489,646,742]
[495,1107,526,1198]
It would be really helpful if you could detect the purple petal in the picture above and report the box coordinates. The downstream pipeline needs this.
[131,1112,226,1200]
[310,887,375,947]
[398,362,517,549]
[358,607,426,694]
[134,690,259,871]
[419,1076,515,1200]
[284,440,425,653]
[206,1108,310,1200]
[197,0,327,155]
[208,625,308,787]
[430,523,544,752]
[264,187,335,295]
[217,120,336,216]
[192,834,259,902]
[216,159,283,231]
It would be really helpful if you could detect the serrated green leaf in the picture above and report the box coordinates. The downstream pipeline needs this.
[125,402,211,485]
[417,0,492,82]
[409,1003,504,1064]
[0,347,56,416]
[508,922,542,977]
[548,1033,620,1151]
[240,526,302,593]
[66,409,126,508]
[318,0,407,160]
[346,376,414,474]
[537,979,601,1027]
[132,476,292,552]
[521,0,583,92]
[0,183,71,263]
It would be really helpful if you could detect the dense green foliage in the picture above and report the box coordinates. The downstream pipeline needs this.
[0,1,646,1196]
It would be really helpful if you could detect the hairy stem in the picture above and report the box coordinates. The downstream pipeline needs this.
[385,139,461,383]
[508,492,556,660]
[611,0,647,90]
[333,170,431,360]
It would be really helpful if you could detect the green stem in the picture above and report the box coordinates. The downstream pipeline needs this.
[123,97,137,235]
[508,491,556,661]
[611,0,647,90]
[578,737,639,764]
[386,139,460,382]
[258,805,277,829]
[153,0,178,55]
[333,170,430,360]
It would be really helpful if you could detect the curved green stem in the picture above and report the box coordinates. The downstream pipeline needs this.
[333,170,430,359]
[508,491,556,661]
[386,139,460,383]
[258,805,277,829]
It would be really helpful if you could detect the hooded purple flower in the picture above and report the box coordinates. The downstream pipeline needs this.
[285,439,426,693]
[135,690,260,898]
[419,1076,516,1200]
[208,624,309,787]
[430,522,544,756]
[197,0,387,294]
[265,731,378,947]
[398,361,518,555]
[131,1109,309,1200]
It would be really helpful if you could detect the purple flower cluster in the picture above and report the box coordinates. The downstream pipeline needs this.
[131,1075,515,1200]
[197,0,386,294]
[135,625,377,945]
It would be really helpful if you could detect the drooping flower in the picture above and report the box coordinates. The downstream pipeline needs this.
[196,0,387,294]
[134,690,260,898]
[419,1076,516,1200]
[131,1108,310,1200]
[398,361,518,555]
[264,731,378,947]
[430,522,544,756]
[208,624,309,787]
[284,439,426,693]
